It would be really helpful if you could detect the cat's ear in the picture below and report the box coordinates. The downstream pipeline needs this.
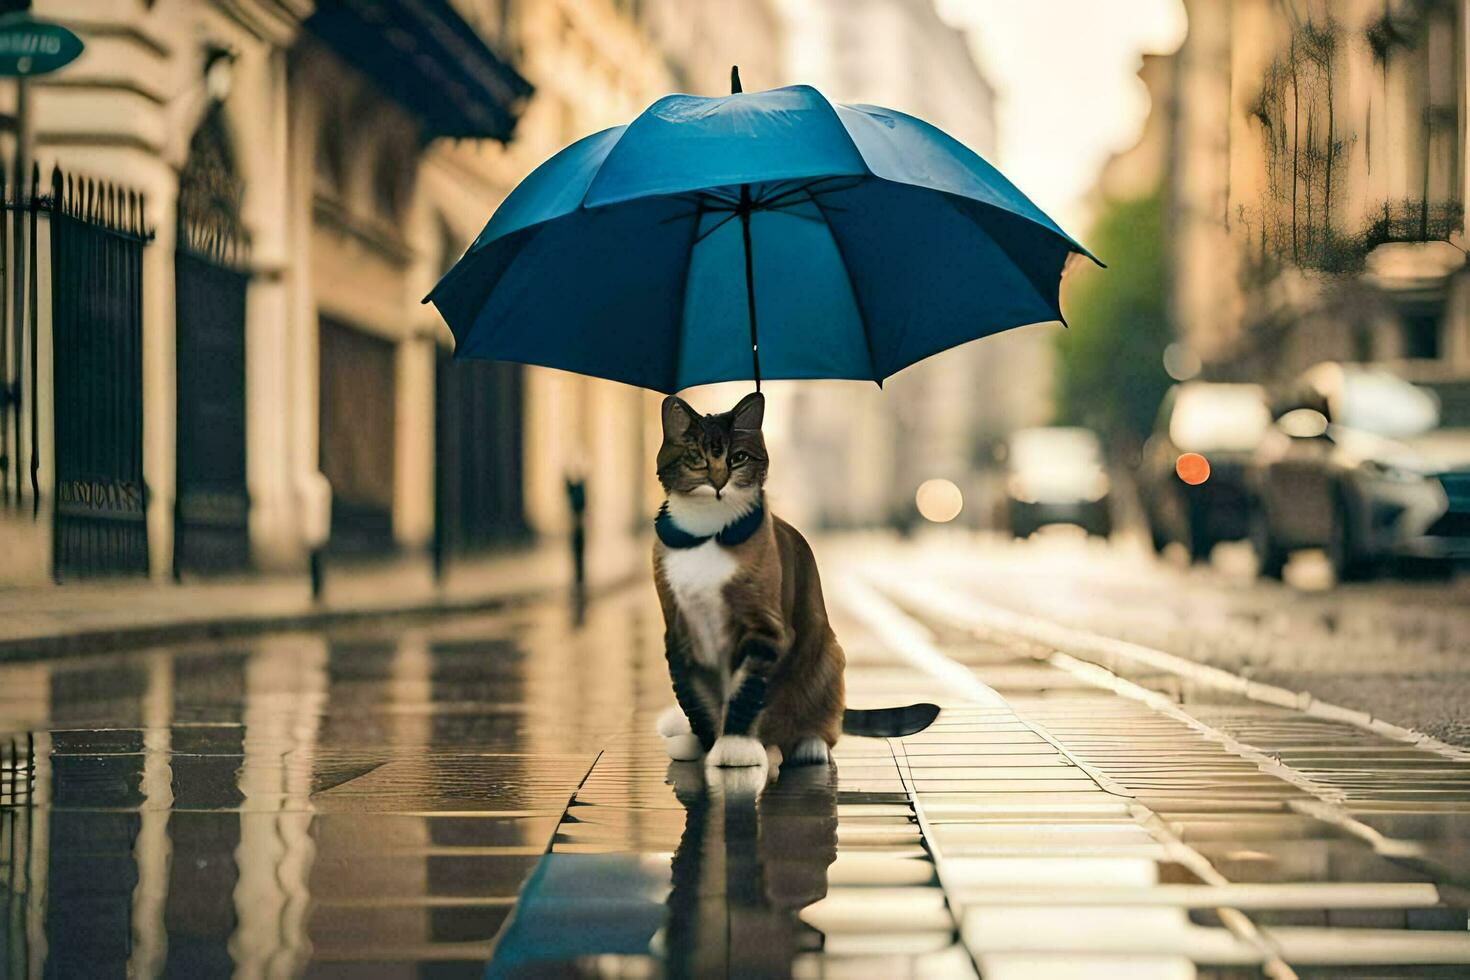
[731,391,764,432]
[661,396,696,440]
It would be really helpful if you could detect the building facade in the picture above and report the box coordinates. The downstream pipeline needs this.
[642,0,784,97]
[0,0,740,587]
[1163,0,1470,389]
[770,0,1016,529]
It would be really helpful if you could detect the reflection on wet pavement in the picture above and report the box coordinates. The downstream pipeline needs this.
[858,567,1470,977]
[1,597,658,976]
[490,720,969,978]
[6,574,1470,977]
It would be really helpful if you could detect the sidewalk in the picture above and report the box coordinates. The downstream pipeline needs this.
[0,541,642,659]
[495,574,1470,974]
[8,555,1470,974]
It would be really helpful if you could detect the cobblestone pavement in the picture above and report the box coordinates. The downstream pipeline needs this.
[4,538,1470,976]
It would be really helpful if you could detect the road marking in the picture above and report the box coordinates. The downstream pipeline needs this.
[877,574,1470,764]
[836,575,1006,707]
[840,564,1470,971]
[837,575,1298,977]
[937,882,1440,908]
[866,572,1454,867]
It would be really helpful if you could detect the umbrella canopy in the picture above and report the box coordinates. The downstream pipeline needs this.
[427,80,1097,394]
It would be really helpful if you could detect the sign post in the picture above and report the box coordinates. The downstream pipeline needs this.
[0,15,86,199]
[0,7,86,195]
[0,15,84,77]
[0,14,83,520]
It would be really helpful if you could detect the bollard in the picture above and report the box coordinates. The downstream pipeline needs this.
[565,474,587,612]
[297,472,332,604]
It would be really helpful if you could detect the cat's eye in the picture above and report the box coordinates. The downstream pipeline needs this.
[730,451,750,466]
[683,449,704,467]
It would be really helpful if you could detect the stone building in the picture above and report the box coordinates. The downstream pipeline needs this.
[1161,0,1470,390]
[769,0,1013,529]
[0,0,709,586]
[642,0,785,96]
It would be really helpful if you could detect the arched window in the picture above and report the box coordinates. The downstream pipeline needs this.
[178,104,248,266]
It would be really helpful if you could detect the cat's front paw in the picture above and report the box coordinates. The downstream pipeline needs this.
[708,764,767,799]
[707,735,767,768]
[663,733,705,761]
[655,705,692,738]
[787,737,831,766]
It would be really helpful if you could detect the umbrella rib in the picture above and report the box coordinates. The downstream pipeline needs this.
[667,199,708,393]
[667,178,865,219]
[750,178,826,208]
[749,180,795,206]
[691,211,740,245]
[698,188,741,208]
[658,204,735,226]
[756,175,864,212]
[754,180,826,211]
[806,189,883,384]
[672,191,737,210]
[771,208,828,226]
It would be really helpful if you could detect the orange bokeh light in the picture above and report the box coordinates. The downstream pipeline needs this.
[1176,452,1211,485]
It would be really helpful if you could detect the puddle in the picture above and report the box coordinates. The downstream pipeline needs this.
[0,598,653,976]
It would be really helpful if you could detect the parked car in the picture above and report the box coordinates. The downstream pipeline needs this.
[1001,427,1111,538]
[1140,382,1272,562]
[1250,363,1470,580]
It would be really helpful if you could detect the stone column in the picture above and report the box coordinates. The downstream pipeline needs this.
[230,634,326,978]
[241,47,298,570]
[139,160,179,581]
[127,653,173,977]
[393,329,437,552]
[283,65,325,570]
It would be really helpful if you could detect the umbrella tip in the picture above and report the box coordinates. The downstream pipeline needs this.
[730,65,742,94]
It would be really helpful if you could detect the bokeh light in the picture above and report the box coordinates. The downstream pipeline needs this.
[915,479,964,523]
[1175,452,1211,485]
[1163,342,1202,381]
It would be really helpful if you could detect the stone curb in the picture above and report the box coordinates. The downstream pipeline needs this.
[0,572,639,662]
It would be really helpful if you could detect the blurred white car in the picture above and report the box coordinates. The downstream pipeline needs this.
[1251,363,1470,579]
[1001,427,1112,538]
[1140,382,1272,561]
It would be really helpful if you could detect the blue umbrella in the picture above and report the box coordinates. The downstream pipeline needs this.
[427,69,1098,394]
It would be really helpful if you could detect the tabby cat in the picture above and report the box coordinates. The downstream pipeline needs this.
[652,391,938,769]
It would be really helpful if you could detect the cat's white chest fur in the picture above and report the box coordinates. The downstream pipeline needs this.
[663,540,738,669]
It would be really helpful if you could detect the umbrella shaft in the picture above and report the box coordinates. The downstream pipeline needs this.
[739,184,760,392]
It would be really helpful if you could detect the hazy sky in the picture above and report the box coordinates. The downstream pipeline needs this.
[935,0,1187,239]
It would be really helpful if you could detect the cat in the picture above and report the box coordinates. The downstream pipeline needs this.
[652,391,938,769]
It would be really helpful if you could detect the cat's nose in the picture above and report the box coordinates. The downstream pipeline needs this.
[709,464,729,493]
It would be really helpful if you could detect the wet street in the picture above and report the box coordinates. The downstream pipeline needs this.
[5,534,1470,977]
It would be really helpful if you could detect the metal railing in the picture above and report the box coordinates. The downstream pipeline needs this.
[0,163,42,516]
[50,169,153,578]
[0,163,155,578]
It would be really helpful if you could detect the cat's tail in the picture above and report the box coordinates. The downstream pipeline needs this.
[841,702,940,738]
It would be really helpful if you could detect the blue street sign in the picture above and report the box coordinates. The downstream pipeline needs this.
[0,16,82,77]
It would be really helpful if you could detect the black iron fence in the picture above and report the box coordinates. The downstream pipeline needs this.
[51,170,152,578]
[1,732,33,809]
[2,731,36,980]
[0,164,154,579]
[174,111,251,576]
[0,165,40,516]
[432,353,529,576]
